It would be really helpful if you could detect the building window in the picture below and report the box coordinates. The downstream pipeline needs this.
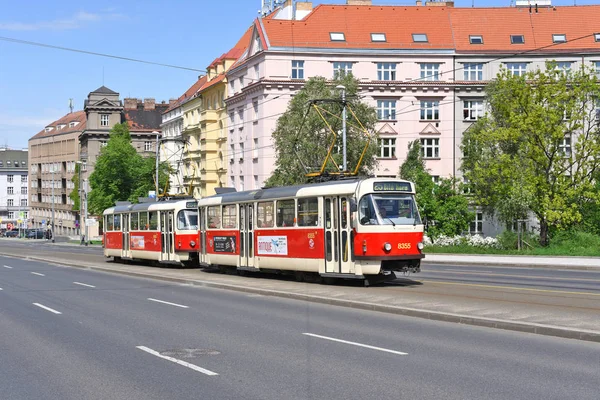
[329,32,345,41]
[510,35,525,44]
[253,99,259,121]
[7,187,13,195]
[333,62,353,77]
[559,136,572,157]
[420,63,440,81]
[377,138,396,159]
[8,212,13,219]
[463,100,484,121]
[291,60,304,79]
[463,63,484,81]
[470,212,483,234]
[377,100,396,120]
[238,108,244,124]
[595,33,600,42]
[100,114,110,127]
[7,174,13,183]
[21,199,27,207]
[144,141,152,152]
[555,61,572,75]
[469,35,483,44]
[420,138,440,159]
[81,162,87,172]
[412,33,428,43]
[7,199,13,206]
[420,100,440,120]
[506,62,528,77]
[100,140,108,148]
[371,33,386,42]
[254,64,260,79]
[377,63,396,81]
[21,187,27,195]
[21,175,27,182]
[552,34,567,43]
[594,61,600,78]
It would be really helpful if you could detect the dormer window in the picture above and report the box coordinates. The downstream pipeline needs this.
[412,33,428,43]
[594,33,600,42]
[371,33,387,42]
[44,126,53,132]
[553,34,567,43]
[510,35,525,44]
[329,32,345,42]
[469,35,484,45]
[69,121,77,127]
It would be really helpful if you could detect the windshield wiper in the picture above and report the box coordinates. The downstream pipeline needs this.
[384,217,395,227]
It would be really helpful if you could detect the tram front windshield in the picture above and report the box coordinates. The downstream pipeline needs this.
[359,194,421,226]
[177,209,198,230]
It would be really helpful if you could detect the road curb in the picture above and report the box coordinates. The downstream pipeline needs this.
[5,252,600,343]
[422,260,600,271]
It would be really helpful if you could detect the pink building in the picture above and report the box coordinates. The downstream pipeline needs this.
[225,0,600,193]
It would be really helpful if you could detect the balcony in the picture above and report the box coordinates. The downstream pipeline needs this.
[200,109,218,123]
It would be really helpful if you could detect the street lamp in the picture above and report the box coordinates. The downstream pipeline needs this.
[76,160,86,245]
[335,85,347,172]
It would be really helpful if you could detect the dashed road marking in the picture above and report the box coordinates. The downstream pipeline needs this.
[3,265,13,269]
[147,298,189,309]
[31,272,45,276]
[73,282,96,288]
[303,333,408,355]
[136,346,218,376]
[33,303,62,314]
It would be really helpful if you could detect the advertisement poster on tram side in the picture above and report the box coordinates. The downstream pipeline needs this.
[214,236,236,253]
[257,236,288,256]
[131,236,145,250]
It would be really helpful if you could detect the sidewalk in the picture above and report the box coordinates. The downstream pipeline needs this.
[424,253,600,269]
[1,245,598,343]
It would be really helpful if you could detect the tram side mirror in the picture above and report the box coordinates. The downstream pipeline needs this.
[360,216,369,225]
[349,198,358,213]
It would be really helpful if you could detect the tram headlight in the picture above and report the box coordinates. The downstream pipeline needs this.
[383,242,392,252]
[190,240,196,248]
[417,242,424,250]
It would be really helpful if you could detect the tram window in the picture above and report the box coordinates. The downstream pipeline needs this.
[276,200,295,227]
[222,205,236,229]
[139,212,148,230]
[257,201,274,228]
[149,212,158,230]
[107,214,114,231]
[113,215,121,231]
[208,206,221,229]
[177,209,198,230]
[298,197,319,227]
[131,213,139,230]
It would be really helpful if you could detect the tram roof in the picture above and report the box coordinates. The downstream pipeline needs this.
[103,198,196,215]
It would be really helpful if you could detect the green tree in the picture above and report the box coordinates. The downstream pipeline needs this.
[462,62,600,245]
[399,141,473,239]
[265,74,378,187]
[69,162,81,211]
[87,123,169,215]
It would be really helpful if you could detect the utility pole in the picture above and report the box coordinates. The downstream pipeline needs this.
[336,85,347,172]
[83,178,88,246]
[51,160,55,243]
[154,131,161,201]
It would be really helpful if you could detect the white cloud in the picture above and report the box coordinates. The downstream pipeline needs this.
[0,10,124,31]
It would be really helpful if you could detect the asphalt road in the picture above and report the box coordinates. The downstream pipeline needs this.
[1,255,599,400]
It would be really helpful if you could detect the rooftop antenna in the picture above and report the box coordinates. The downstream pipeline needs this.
[68,98,74,114]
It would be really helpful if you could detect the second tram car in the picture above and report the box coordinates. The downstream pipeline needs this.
[197,177,424,281]
[103,199,199,266]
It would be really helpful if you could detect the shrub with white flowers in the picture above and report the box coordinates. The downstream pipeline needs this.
[424,234,501,249]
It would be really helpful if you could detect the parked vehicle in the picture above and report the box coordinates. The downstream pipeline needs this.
[26,229,45,239]
[5,230,19,238]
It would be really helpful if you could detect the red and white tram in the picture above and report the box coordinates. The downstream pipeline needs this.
[197,177,424,282]
[103,199,199,266]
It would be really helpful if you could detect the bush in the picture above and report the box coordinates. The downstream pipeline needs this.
[425,234,501,249]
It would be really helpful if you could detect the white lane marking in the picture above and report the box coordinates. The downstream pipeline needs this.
[31,272,45,276]
[147,298,189,309]
[73,282,96,288]
[303,333,408,356]
[33,303,62,314]
[3,265,13,269]
[136,346,218,376]
[0,288,3,290]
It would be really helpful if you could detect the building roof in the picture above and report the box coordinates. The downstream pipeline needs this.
[164,75,208,114]
[0,149,28,171]
[30,110,87,141]
[125,103,170,132]
[256,4,600,53]
[91,85,118,95]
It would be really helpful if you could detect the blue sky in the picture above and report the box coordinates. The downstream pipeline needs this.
[0,0,593,149]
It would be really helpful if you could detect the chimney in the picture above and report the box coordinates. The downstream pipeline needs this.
[346,0,372,5]
[424,0,454,6]
[416,0,422,4]
[143,98,155,111]
[296,2,313,19]
[124,98,138,110]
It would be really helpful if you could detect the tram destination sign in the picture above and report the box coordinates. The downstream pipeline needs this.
[186,201,198,209]
[373,181,412,192]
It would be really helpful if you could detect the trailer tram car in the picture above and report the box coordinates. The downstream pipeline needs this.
[103,199,199,266]
[197,177,424,282]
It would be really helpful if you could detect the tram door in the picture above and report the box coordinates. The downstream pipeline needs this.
[160,211,175,261]
[239,204,254,268]
[121,214,131,259]
[324,197,353,274]
[199,207,207,265]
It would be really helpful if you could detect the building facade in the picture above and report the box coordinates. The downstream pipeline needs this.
[0,149,30,232]
[224,0,600,235]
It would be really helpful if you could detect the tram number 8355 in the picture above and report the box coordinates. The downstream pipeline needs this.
[397,243,412,250]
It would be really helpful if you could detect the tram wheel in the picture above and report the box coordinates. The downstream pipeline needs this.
[294,271,304,282]
[113,256,122,263]
[218,265,228,274]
